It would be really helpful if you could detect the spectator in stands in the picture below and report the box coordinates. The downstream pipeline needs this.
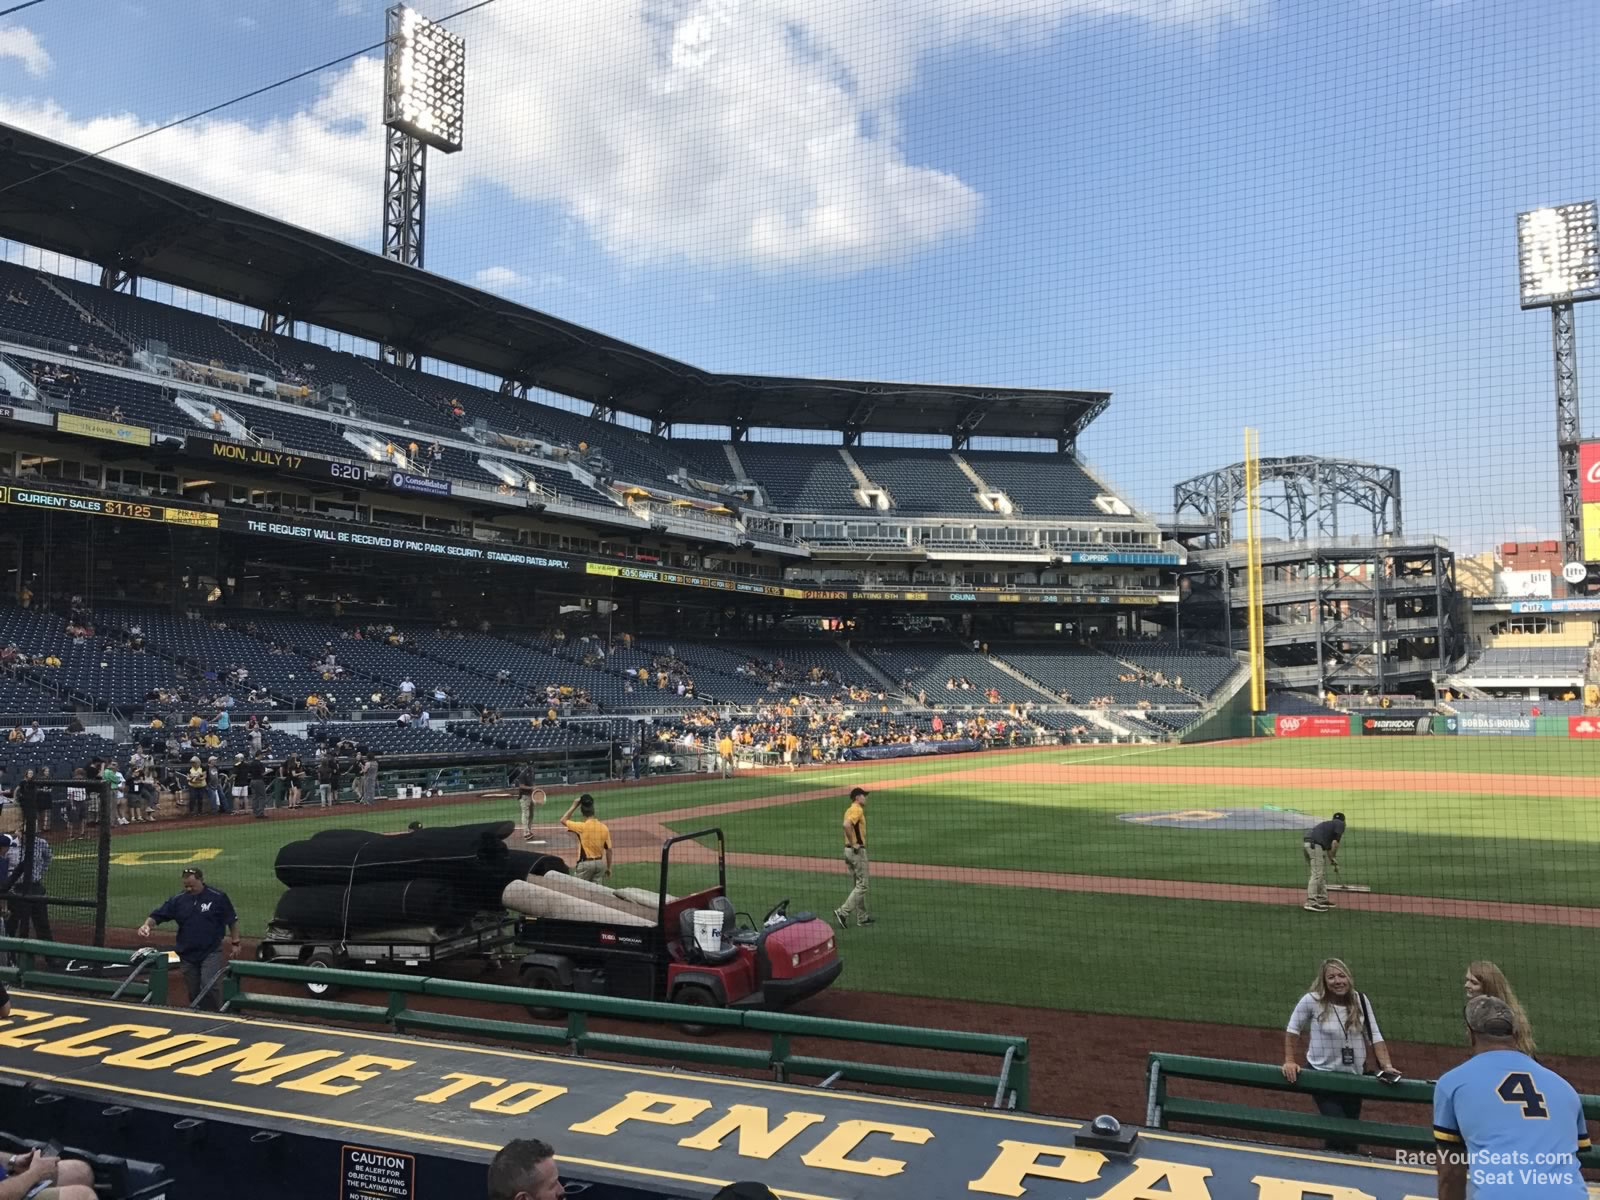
[22,721,42,746]
[1281,958,1398,1150]
[1432,995,1587,1200]
[0,1147,95,1199]
[139,868,239,1012]
[487,1137,564,1200]
[185,757,206,817]
[0,829,52,943]
[1464,961,1536,1056]
[418,709,431,730]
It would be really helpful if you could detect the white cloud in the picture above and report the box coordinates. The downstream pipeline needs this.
[473,265,531,294]
[0,0,1263,273]
[0,25,51,77]
[236,16,259,30]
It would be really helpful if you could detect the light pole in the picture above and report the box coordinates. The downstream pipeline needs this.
[381,4,466,368]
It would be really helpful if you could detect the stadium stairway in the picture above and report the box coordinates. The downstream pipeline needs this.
[982,651,1071,704]
[839,642,917,700]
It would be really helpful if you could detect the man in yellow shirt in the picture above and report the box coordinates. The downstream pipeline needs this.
[783,731,799,772]
[834,787,873,929]
[716,733,734,778]
[560,794,612,883]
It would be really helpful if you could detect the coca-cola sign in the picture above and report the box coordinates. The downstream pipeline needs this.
[1581,442,1600,503]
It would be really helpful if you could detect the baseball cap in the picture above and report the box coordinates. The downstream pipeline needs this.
[850,786,868,799]
[1331,811,1346,822]
[1465,995,1516,1038]
[713,1186,779,1200]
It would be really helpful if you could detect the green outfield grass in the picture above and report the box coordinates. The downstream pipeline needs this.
[87,735,1600,1054]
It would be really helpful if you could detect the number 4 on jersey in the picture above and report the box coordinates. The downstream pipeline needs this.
[1496,1072,1549,1118]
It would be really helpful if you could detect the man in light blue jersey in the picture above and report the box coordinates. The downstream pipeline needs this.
[1432,995,1589,1200]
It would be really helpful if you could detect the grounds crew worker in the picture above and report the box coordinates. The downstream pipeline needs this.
[139,867,239,1011]
[515,762,545,841]
[1302,810,1345,912]
[834,786,873,928]
[560,793,612,883]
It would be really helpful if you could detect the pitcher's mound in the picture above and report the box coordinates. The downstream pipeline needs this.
[1118,807,1310,830]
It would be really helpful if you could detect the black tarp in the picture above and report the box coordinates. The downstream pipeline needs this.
[271,879,475,932]
[273,822,514,886]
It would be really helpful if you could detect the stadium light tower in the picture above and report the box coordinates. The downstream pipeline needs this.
[1517,202,1600,577]
[381,4,465,367]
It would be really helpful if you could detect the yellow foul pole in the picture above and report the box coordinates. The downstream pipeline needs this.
[1243,428,1266,712]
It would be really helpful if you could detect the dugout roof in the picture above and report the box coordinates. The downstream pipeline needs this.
[0,124,1110,443]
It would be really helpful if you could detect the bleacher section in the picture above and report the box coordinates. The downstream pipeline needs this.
[1445,698,1585,717]
[1098,640,1240,696]
[861,645,1053,704]
[990,644,1194,706]
[1457,647,1587,678]
[0,264,127,357]
[849,449,976,514]
[734,443,857,511]
[963,451,1132,519]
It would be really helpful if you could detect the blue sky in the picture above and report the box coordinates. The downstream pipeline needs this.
[3,0,1599,551]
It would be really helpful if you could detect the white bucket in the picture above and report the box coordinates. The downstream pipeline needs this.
[691,910,724,956]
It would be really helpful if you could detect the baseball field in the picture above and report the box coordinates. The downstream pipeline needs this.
[82,736,1600,1059]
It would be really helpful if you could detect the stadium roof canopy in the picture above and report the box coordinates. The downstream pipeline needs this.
[0,124,1109,446]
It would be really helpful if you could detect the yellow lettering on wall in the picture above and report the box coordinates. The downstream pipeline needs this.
[967,1140,1108,1196]
[1088,1158,1214,1200]
[35,1024,168,1058]
[414,1073,507,1104]
[471,1082,569,1115]
[104,1035,241,1070]
[800,1119,935,1178]
[677,1105,826,1159]
[1251,1178,1376,1200]
[109,849,222,868]
[0,1016,88,1047]
[278,1054,415,1097]
[175,1042,343,1084]
[570,1091,713,1137]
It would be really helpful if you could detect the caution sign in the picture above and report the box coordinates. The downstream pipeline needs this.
[341,1145,415,1199]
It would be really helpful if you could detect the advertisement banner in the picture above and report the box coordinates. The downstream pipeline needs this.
[1585,503,1600,563]
[842,739,983,761]
[55,412,151,447]
[388,471,453,498]
[1568,716,1600,738]
[1356,711,1433,736]
[1274,714,1349,738]
[1581,441,1600,503]
[1458,713,1537,737]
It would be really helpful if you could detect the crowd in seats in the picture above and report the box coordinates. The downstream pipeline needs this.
[1099,639,1240,695]
[1441,698,1585,718]
[988,643,1194,707]
[862,645,1052,705]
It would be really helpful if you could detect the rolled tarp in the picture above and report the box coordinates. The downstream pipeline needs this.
[272,879,476,933]
[501,878,653,926]
[274,822,514,887]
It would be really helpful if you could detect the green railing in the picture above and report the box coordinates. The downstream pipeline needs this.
[1147,1052,1600,1166]
[222,960,1028,1109]
[0,938,169,1005]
